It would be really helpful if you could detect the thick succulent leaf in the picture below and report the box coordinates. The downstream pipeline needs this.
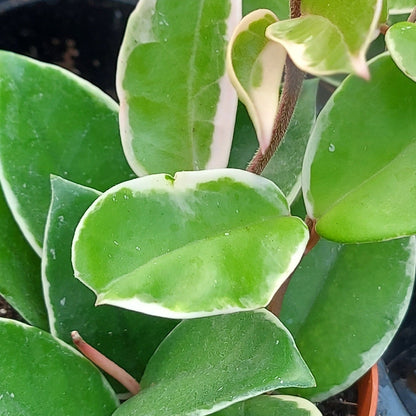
[116,0,240,176]
[266,16,354,76]
[280,236,416,401]
[303,54,416,243]
[0,187,47,330]
[243,0,289,19]
[0,318,118,415]
[113,310,315,416]
[386,22,416,81]
[42,176,177,392]
[302,0,383,77]
[227,9,286,152]
[212,395,322,416]
[228,79,318,202]
[388,0,416,13]
[72,169,308,319]
[261,79,318,203]
[0,51,134,255]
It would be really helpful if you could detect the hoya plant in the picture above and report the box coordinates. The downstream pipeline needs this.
[1,0,416,414]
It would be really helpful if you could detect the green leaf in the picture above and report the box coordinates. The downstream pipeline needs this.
[267,0,383,78]
[243,0,289,19]
[228,79,318,203]
[0,51,134,255]
[262,79,318,203]
[113,310,315,416]
[303,54,416,243]
[388,0,416,13]
[227,9,286,152]
[72,169,308,318]
[0,318,118,415]
[116,0,240,176]
[266,16,354,76]
[212,395,322,416]
[42,176,177,393]
[386,22,416,81]
[0,187,47,330]
[280,236,416,401]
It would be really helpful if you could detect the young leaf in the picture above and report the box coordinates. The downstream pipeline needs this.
[267,0,383,78]
[113,310,315,416]
[212,395,322,416]
[303,54,416,243]
[387,0,416,13]
[228,79,318,203]
[227,9,286,152]
[0,187,48,330]
[42,176,177,392]
[280,236,416,401]
[72,169,308,319]
[0,51,134,255]
[386,22,416,82]
[0,318,118,415]
[116,0,241,176]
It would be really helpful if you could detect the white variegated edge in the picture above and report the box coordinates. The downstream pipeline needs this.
[0,51,119,256]
[0,317,119,406]
[116,0,240,176]
[310,235,416,402]
[385,22,416,82]
[95,219,307,319]
[227,9,286,153]
[266,395,322,415]
[41,175,101,336]
[140,309,314,416]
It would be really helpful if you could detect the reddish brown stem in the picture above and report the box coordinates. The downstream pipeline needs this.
[246,0,304,175]
[71,331,140,395]
[267,217,320,316]
[408,6,416,23]
[379,24,389,35]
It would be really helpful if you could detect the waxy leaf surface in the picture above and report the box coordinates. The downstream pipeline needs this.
[0,318,118,415]
[267,0,382,77]
[43,176,177,392]
[280,236,416,401]
[228,79,317,203]
[212,395,322,416]
[303,54,416,243]
[114,310,315,416]
[0,187,47,330]
[387,0,415,13]
[227,9,286,152]
[73,169,308,318]
[0,51,134,255]
[386,22,416,81]
[116,0,240,176]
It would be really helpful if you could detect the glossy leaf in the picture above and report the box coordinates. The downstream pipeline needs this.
[0,318,118,415]
[227,9,286,152]
[0,51,134,255]
[302,0,383,77]
[386,22,416,81]
[212,395,322,416]
[243,0,289,19]
[280,236,416,401]
[113,310,315,416]
[116,0,240,176]
[266,16,354,76]
[387,0,416,13]
[303,54,416,243]
[0,187,47,330]
[42,176,177,392]
[73,169,308,318]
[228,79,318,203]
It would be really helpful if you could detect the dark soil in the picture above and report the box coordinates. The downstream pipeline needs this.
[0,295,24,321]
